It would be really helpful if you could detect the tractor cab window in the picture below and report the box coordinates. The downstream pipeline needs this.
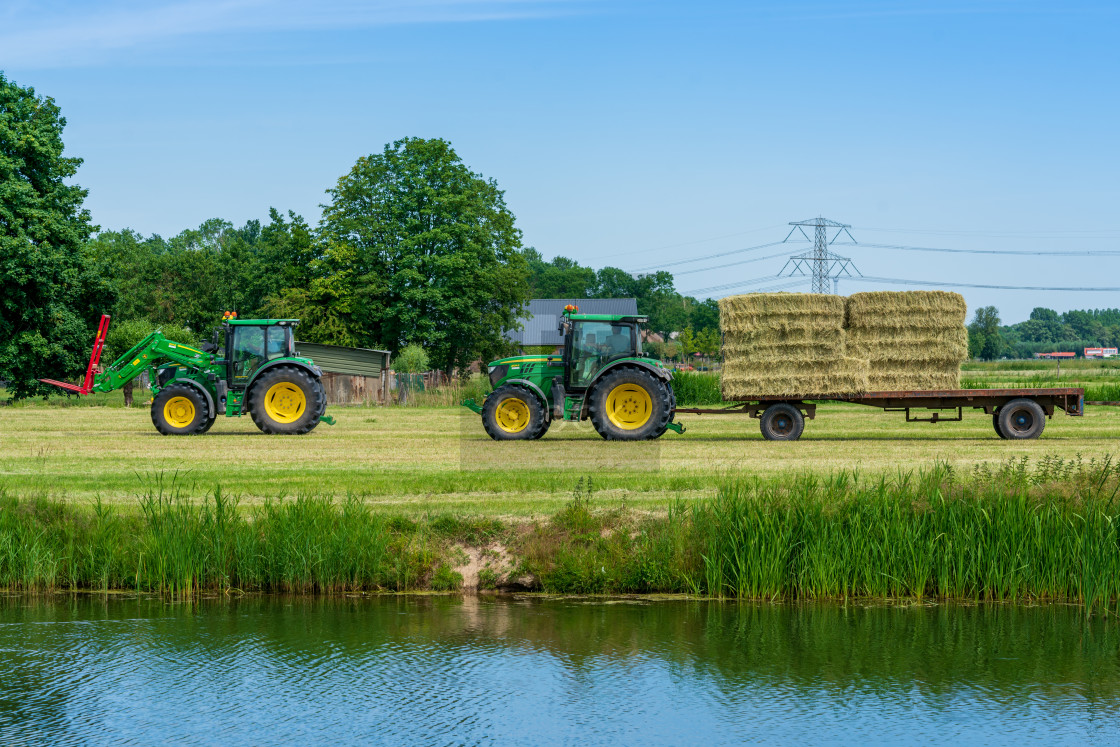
[230,326,266,383]
[569,321,635,387]
[266,326,292,360]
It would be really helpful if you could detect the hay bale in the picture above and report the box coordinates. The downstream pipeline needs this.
[845,291,968,391]
[721,356,869,399]
[717,290,969,398]
[719,293,866,398]
[845,291,967,327]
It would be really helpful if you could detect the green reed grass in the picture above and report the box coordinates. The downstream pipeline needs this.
[7,457,1120,611]
[670,371,723,405]
[517,457,1120,612]
[0,482,437,596]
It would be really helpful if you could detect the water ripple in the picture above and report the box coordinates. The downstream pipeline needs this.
[0,597,1118,745]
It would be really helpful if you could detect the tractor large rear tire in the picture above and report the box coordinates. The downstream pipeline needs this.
[151,384,211,436]
[248,366,325,435]
[588,367,672,441]
[483,384,546,441]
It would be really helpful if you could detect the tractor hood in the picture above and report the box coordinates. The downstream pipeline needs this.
[486,355,561,387]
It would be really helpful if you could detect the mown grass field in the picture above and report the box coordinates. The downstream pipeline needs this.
[3,391,1119,517]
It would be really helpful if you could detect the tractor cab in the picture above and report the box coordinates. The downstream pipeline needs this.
[560,307,646,391]
[204,313,300,390]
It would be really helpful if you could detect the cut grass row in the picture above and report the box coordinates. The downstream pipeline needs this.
[4,402,1120,515]
[6,459,1120,612]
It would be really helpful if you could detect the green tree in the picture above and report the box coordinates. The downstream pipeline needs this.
[394,343,429,374]
[524,248,597,298]
[968,306,1002,360]
[677,328,697,363]
[317,137,528,373]
[697,327,721,357]
[688,297,720,333]
[0,73,112,398]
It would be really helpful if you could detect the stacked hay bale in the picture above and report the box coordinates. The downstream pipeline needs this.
[845,291,969,391]
[719,293,869,398]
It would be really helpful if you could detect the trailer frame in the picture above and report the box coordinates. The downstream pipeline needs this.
[675,387,1087,441]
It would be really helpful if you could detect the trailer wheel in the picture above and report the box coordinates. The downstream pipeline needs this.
[992,411,1008,439]
[248,366,325,435]
[760,403,805,441]
[151,384,210,436]
[997,398,1046,440]
[483,384,546,440]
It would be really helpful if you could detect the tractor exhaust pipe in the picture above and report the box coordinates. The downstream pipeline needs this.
[40,314,111,395]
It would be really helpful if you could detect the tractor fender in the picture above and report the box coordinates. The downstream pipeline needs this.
[490,378,550,420]
[167,378,216,417]
[580,361,672,420]
[244,359,322,395]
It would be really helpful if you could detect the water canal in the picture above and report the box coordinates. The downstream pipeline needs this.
[1,596,1117,744]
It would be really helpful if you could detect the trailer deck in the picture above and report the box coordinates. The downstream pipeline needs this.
[675,387,1086,441]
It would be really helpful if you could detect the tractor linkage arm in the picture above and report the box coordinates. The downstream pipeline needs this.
[40,314,211,395]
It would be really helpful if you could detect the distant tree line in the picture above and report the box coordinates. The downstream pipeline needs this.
[969,306,1120,360]
[524,250,721,359]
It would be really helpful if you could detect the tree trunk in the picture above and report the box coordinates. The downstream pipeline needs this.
[123,380,133,407]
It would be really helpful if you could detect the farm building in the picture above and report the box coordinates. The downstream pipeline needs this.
[294,341,391,405]
[509,298,638,354]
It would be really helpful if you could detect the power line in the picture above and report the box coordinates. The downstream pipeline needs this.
[597,224,787,261]
[841,241,1120,257]
[632,240,788,272]
[849,276,1120,292]
[673,251,795,276]
[682,274,786,295]
[855,225,1120,240]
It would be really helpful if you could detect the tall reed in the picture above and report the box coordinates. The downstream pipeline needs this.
[0,485,435,596]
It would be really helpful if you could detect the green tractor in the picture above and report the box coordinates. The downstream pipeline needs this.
[41,313,334,435]
[465,305,684,440]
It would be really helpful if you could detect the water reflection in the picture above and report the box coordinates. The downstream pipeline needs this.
[1,595,1118,745]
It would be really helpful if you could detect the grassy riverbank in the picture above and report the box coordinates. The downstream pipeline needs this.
[4,459,1120,612]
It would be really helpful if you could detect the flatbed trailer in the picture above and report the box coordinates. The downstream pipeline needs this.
[675,387,1087,441]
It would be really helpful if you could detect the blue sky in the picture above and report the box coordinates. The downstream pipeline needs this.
[3,0,1118,322]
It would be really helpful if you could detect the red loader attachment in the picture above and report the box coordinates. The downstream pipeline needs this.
[39,314,111,395]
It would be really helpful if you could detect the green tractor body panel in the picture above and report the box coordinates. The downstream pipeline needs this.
[42,314,332,434]
[475,308,681,435]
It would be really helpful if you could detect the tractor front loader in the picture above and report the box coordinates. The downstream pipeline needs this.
[41,313,334,436]
[464,305,684,441]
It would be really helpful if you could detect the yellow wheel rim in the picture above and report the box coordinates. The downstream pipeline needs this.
[606,383,653,430]
[264,382,307,424]
[163,396,196,428]
[495,396,531,433]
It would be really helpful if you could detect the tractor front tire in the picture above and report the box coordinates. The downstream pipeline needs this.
[248,367,325,435]
[483,385,546,441]
[151,384,211,436]
[588,367,672,441]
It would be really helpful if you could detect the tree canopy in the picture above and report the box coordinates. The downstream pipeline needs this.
[0,73,110,398]
[278,137,529,373]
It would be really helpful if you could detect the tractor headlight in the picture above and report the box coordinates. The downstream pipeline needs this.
[488,364,508,387]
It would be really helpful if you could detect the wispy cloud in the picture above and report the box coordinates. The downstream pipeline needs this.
[0,0,581,68]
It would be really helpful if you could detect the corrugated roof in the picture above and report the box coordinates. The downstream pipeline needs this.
[509,298,639,345]
[295,341,391,377]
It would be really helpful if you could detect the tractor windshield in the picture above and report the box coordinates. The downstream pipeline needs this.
[569,321,636,387]
[229,325,293,384]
